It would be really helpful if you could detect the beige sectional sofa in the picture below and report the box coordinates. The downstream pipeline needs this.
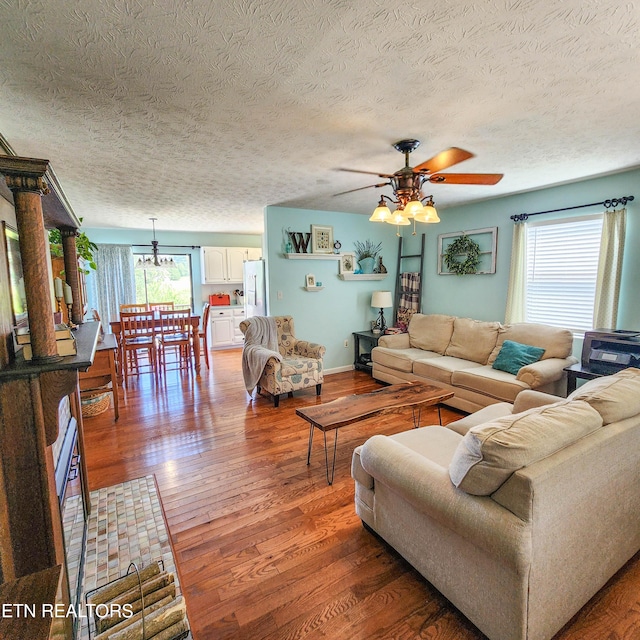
[352,367,640,640]
[372,313,578,412]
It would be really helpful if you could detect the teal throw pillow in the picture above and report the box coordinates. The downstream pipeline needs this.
[492,340,545,376]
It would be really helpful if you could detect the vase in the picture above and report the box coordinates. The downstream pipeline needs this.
[358,257,375,274]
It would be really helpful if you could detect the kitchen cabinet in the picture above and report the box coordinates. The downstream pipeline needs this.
[201,246,262,283]
[208,307,246,348]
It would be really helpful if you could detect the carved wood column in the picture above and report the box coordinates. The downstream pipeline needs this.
[0,157,58,362]
[60,227,83,324]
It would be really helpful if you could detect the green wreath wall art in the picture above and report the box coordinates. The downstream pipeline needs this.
[443,233,481,275]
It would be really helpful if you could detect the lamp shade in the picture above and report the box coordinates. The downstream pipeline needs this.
[385,210,411,225]
[403,199,424,217]
[371,290,393,309]
[414,203,440,223]
[369,203,391,222]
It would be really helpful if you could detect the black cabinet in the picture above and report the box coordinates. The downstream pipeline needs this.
[353,331,381,373]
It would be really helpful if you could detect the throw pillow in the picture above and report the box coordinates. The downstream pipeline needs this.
[492,340,545,376]
[449,400,603,495]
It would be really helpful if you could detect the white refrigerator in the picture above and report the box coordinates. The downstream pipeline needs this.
[243,259,266,318]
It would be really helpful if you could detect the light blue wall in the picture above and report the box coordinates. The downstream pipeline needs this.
[264,206,399,370]
[417,168,639,330]
[82,228,262,309]
[264,169,639,370]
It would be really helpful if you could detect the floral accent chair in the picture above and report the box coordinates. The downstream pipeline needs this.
[240,315,326,407]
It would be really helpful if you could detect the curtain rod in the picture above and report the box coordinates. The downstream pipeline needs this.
[132,244,201,249]
[510,195,634,222]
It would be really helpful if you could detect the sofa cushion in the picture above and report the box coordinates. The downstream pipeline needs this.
[413,356,483,385]
[408,314,455,354]
[445,317,501,364]
[492,340,546,376]
[488,323,573,364]
[449,400,603,495]
[567,367,640,424]
[453,366,529,402]
[391,425,463,468]
[371,346,434,373]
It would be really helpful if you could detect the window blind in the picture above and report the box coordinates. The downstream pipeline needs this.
[525,215,603,334]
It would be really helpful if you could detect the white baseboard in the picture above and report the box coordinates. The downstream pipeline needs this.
[325,364,355,375]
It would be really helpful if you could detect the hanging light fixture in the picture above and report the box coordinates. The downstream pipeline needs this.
[135,218,176,269]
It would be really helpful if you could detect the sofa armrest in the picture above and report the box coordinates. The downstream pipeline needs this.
[294,340,326,358]
[516,356,577,388]
[377,333,410,349]
[446,402,514,435]
[512,389,563,413]
[359,435,531,569]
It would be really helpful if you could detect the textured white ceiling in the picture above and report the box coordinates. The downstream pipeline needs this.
[1,0,639,234]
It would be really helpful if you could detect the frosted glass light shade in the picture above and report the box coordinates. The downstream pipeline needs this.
[369,204,391,222]
[371,290,393,308]
[404,199,424,217]
[385,210,411,225]
[414,204,440,223]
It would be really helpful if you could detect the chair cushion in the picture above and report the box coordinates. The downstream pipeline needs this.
[408,314,455,354]
[567,367,640,424]
[444,317,501,364]
[449,400,603,495]
[491,340,545,375]
[280,357,321,377]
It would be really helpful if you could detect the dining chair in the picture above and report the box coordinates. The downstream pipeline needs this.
[199,302,211,369]
[156,308,193,374]
[120,310,157,384]
[149,301,175,311]
[120,303,148,313]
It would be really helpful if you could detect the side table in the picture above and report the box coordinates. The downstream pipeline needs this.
[353,330,381,373]
[564,362,607,395]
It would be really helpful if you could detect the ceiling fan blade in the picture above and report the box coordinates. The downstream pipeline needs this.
[413,147,474,174]
[333,182,390,196]
[429,172,504,185]
[337,168,396,178]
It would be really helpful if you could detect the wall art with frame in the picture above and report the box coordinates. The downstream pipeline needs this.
[339,252,355,274]
[311,224,334,254]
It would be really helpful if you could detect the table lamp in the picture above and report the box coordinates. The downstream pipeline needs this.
[371,291,393,333]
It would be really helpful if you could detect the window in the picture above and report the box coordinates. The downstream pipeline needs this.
[525,214,603,334]
[133,253,193,309]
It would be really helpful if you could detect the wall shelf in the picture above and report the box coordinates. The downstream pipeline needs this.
[303,286,325,291]
[284,253,341,260]
[338,273,387,281]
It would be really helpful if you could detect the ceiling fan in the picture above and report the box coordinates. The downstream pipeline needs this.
[335,139,503,226]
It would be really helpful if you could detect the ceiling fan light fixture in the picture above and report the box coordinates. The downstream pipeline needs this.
[369,198,391,222]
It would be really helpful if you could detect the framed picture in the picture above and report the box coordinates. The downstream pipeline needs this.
[2,222,28,328]
[311,224,334,254]
[305,273,316,288]
[339,252,355,274]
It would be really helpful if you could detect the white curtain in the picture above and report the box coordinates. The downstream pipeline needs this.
[86,244,136,326]
[593,208,626,329]
[504,222,527,324]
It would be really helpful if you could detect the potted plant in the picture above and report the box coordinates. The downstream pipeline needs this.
[48,219,98,273]
[353,240,382,274]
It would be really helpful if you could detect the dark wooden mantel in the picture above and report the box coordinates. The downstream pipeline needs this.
[0,156,94,640]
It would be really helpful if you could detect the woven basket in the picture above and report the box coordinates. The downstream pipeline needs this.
[81,390,111,417]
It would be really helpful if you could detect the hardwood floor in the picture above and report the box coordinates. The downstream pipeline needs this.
[82,348,640,640]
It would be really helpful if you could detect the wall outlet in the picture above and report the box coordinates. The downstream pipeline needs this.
[344,339,349,348]
[277,290,283,300]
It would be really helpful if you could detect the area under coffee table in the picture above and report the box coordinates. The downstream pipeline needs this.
[297,381,454,485]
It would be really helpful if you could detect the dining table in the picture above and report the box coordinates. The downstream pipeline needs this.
[109,312,202,378]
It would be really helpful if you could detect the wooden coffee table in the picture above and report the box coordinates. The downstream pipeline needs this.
[297,381,454,484]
